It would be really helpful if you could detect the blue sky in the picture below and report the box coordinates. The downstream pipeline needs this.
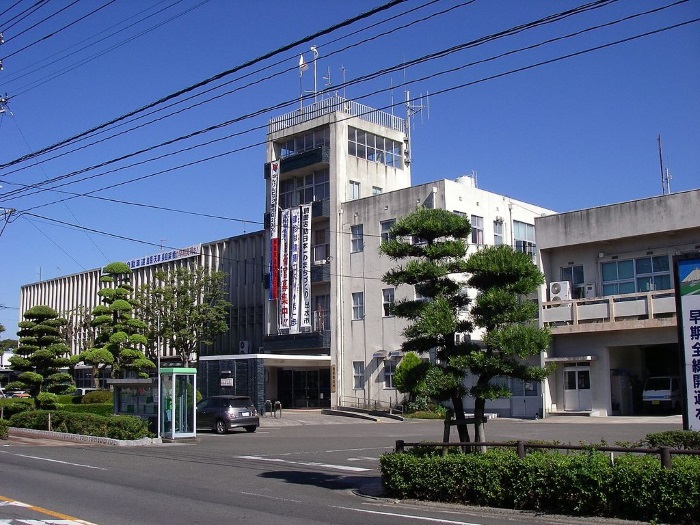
[0,0,698,332]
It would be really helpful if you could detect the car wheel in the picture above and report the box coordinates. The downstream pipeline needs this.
[245,426,257,433]
[215,419,227,434]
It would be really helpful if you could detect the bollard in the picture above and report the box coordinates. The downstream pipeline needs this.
[274,400,282,418]
[264,400,272,417]
[660,447,672,469]
[396,439,405,453]
[48,412,52,432]
[516,441,526,459]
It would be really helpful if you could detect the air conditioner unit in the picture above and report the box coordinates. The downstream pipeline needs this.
[238,340,250,354]
[549,281,571,303]
[584,283,596,298]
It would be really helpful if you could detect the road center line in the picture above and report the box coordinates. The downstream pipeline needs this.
[0,451,107,470]
[236,455,370,472]
[331,505,483,524]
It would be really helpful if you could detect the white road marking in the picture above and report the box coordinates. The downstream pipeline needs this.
[347,457,378,462]
[239,492,302,503]
[0,451,106,471]
[236,455,371,472]
[331,506,484,524]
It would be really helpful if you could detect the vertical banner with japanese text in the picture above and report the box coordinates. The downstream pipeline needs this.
[289,207,301,334]
[674,253,700,431]
[269,160,280,300]
[278,209,290,331]
[300,204,312,330]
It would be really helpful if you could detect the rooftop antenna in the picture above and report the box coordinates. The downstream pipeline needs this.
[404,90,430,166]
[341,65,346,99]
[390,78,394,116]
[323,65,331,99]
[658,135,672,195]
[310,46,318,104]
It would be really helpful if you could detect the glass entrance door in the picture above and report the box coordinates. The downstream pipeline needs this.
[563,366,592,411]
[278,369,330,408]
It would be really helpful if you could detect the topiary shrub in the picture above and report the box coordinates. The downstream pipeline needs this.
[60,404,114,417]
[36,392,60,410]
[82,390,113,404]
[0,419,8,439]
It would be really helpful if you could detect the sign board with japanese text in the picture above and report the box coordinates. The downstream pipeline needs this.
[673,253,700,431]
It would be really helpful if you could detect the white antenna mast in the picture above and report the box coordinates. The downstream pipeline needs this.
[311,46,318,104]
[404,90,430,166]
[341,65,346,99]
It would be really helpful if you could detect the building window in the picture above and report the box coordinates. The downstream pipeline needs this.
[561,265,585,298]
[348,180,360,201]
[312,228,329,263]
[513,220,536,259]
[353,361,365,390]
[350,224,363,253]
[471,215,484,245]
[313,294,330,331]
[493,220,504,245]
[348,126,402,168]
[279,169,329,208]
[380,219,396,243]
[279,127,329,158]
[384,360,396,388]
[372,186,383,195]
[601,255,670,296]
[352,292,364,320]
[382,288,395,317]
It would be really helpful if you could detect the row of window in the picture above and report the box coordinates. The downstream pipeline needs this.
[353,360,395,389]
[279,169,330,208]
[351,288,395,320]
[348,126,402,168]
[279,127,330,158]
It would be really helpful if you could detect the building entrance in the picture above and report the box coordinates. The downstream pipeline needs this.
[563,365,592,411]
[278,368,331,408]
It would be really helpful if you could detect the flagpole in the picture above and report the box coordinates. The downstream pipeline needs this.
[311,46,318,104]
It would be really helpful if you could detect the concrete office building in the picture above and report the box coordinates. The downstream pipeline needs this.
[537,189,700,417]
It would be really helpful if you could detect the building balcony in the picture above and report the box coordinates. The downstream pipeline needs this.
[311,262,330,283]
[263,311,331,352]
[541,290,677,334]
[264,145,329,178]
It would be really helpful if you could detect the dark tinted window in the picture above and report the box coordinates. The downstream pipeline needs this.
[229,397,253,408]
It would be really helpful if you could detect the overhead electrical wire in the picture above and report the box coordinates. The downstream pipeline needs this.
[2,0,82,46]
[0,0,686,203]
[0,0,27,20]
[7,14,698,222]
[0,0,628,198]
[0,0,407,171]
[0,0,49,34]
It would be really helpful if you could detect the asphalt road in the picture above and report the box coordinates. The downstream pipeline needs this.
[0,413,682,525]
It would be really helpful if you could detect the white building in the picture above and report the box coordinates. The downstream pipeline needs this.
[537,189,700,417]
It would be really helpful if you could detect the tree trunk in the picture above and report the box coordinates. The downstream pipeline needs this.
[474,396,487,453]
[451,395,471,445]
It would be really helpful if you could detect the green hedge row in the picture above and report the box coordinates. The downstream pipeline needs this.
[9,410,151,440]
[0,419,7,439]
[58,403,114,417]
[380,449,700,524]
[0,398,34,417]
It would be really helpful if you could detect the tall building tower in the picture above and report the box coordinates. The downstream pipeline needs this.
[263,96,409,409]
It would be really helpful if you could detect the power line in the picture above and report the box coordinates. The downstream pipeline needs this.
[1,1,685,204]
[2,0,81,46]
[0,0,49,34]
[0,0,407,171]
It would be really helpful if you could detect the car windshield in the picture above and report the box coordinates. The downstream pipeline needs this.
[228,398,252,408]
[644,378,670,390]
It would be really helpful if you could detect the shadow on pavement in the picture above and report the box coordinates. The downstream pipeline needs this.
[259,470,385,497]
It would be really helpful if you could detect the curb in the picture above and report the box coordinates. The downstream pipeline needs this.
[8,427,162,446]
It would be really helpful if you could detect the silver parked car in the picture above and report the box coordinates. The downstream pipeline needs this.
[196,395,259,434]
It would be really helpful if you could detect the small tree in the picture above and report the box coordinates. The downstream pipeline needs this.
[135,267,230,366]
[90,262,154,378]
[380,207,473,443]
[9,305,73,400]
[462,245,552,443]
[394,351,429,408]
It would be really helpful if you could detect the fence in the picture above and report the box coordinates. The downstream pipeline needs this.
[394,439,700,469]
[338,395,404,415]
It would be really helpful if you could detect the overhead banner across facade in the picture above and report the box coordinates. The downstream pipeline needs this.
[269,160,280,300]
[278,209,290,331]
[289,207,301,334]
[300,204,312,330]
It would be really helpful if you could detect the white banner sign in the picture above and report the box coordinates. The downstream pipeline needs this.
[278,209,290,331]
[676,256,700,431]
[125,245,200,270]
[300,204,312,330]
[269,160,280,300]
[289,207,301,334]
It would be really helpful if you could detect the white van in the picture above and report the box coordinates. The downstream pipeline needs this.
[642,376,681,412]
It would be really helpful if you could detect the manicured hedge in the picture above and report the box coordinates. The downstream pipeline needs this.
[0,419,8,439]
[380,449,700,524]
[9,410,150,440]
[58,403,114,417]
[0,398,34,418]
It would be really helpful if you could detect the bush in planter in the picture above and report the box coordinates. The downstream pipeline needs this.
[36,392,59,410]
[8,410,150,440]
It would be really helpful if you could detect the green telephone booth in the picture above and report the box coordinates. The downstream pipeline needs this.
[159,367,197,440]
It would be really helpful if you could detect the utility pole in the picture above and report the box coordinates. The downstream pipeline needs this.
[658,135,666,195]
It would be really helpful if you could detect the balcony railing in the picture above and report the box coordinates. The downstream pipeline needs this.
[314,310,330,332]
[268,96,405,134]
[541,290,676,329]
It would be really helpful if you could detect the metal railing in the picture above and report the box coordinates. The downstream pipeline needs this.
[268,96,405,134]
[394,440,700,469]
[338,395,404,415]
[541,290,676,328]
